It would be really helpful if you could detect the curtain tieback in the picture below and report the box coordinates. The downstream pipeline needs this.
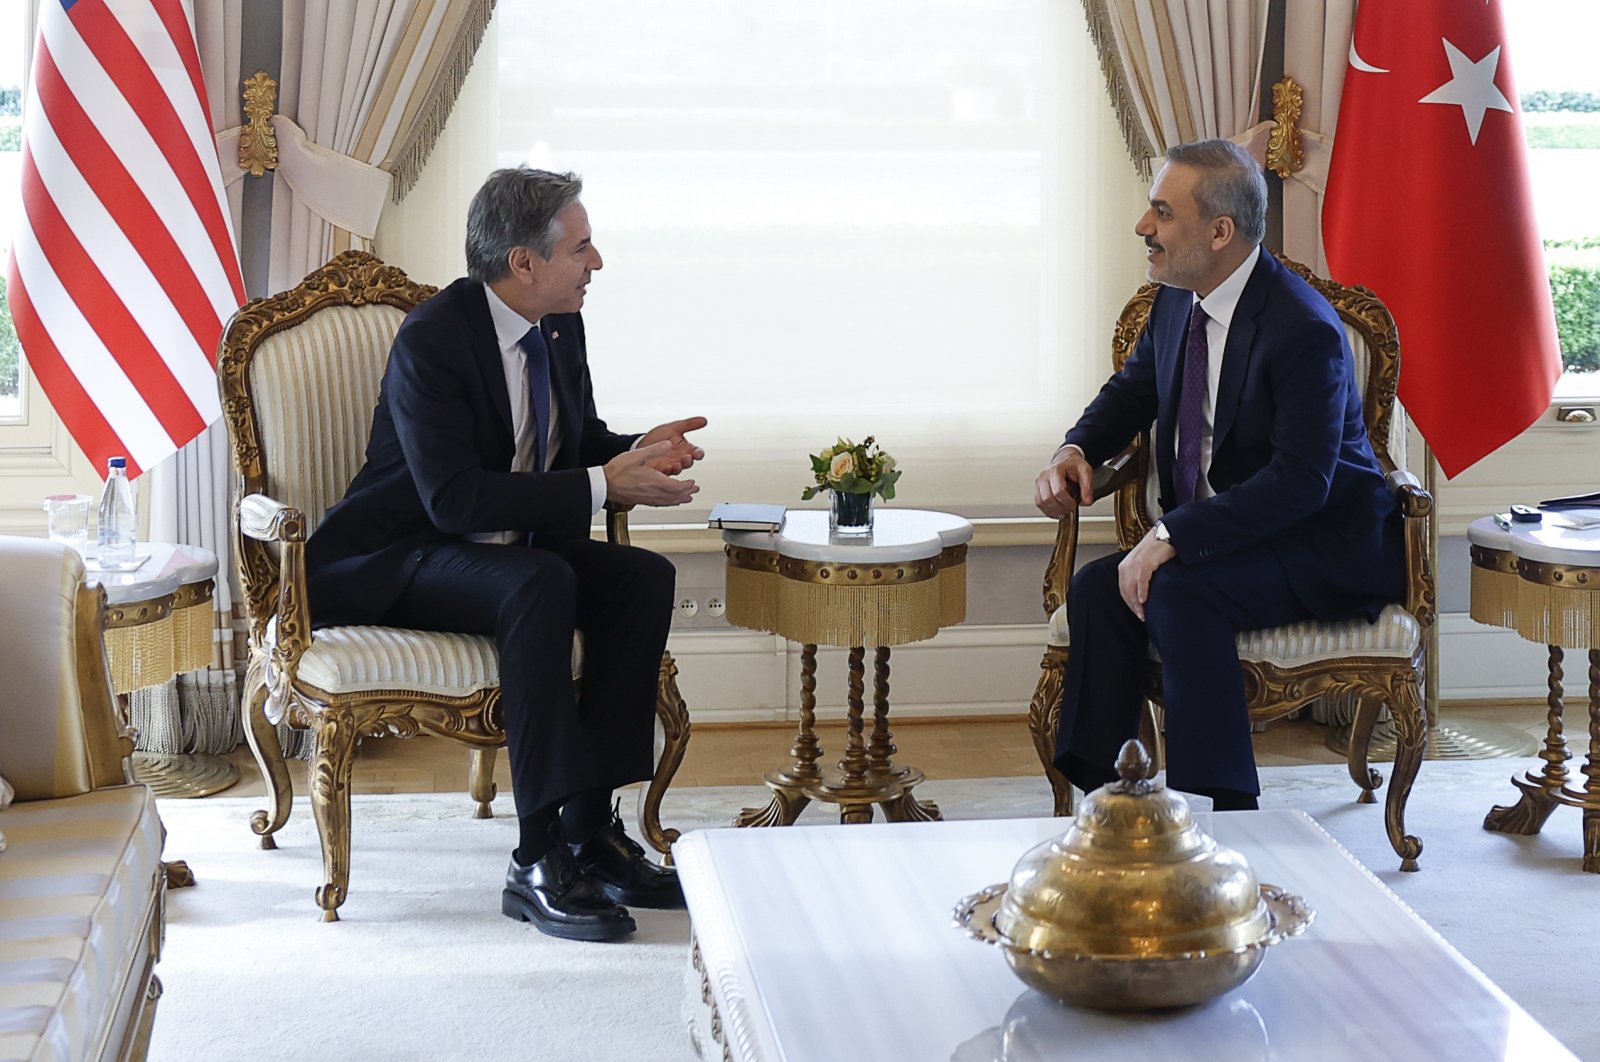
[212,117,392,240]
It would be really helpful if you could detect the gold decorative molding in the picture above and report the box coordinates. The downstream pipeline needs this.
[240,70,279,177]
[1265,76,1304,180]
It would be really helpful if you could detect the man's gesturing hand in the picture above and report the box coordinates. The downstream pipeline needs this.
[1034,446,1095,519]
[638,416,708,475]
[604,442,700,508]
[1117,527,1177,621]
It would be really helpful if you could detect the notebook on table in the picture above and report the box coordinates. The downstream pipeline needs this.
[707,503,786,532]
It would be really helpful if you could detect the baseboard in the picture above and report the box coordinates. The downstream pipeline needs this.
[666,624,1046,725]
[666,612,1552,724]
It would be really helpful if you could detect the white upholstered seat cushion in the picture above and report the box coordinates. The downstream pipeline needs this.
[1047,603,1419,666]
[285,623,583,696]
[0,785,162,1062]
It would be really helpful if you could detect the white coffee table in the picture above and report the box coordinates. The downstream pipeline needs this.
[677,812,1573,1061]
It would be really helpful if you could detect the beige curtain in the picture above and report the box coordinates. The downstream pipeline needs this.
[137,1,247,757]
[268,0,496,294]
[1280,1,1355,274]
[1082,0,1272,176]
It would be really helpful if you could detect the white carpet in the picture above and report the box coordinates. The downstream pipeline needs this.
[149,759,1598,1061]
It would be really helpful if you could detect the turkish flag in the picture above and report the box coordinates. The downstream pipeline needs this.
[1323,0,1560,478]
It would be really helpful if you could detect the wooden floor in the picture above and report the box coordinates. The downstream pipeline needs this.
[217,700,1551,800]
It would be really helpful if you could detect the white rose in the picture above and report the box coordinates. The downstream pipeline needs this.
[829,452,855,481]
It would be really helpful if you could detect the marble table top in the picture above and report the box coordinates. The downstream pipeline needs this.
[84,542,218,605]
[722,508,973,563]
[677,812,1573,1062]
[1468,513,1600,565]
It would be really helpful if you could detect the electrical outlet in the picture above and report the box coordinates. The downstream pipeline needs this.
[672,586,729,627]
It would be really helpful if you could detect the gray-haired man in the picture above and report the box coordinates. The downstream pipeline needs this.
[308,167,706,940]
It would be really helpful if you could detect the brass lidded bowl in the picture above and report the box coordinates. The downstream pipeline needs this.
[954,741,1312,1011]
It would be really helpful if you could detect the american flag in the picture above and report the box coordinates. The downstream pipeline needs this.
[5,0,245,479]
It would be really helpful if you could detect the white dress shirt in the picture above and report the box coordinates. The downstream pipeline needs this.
[467,285,607,544]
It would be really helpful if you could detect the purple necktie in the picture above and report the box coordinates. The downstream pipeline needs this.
[1173,301,1208,506]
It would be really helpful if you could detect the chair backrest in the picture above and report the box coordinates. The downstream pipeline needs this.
[1112,253,1404,546]
[218,251,437,637]
[0,537,129,800]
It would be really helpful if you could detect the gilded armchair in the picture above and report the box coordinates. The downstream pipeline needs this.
[218,250,692,921]
[1026,255,1436,871]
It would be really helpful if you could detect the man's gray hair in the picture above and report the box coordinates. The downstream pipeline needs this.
[464,167,584,283]
[1165,139,1267,246]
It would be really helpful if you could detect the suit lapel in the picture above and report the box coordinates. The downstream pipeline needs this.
[1155,289,1188,483]
[1211,254,1271,451]
[465,284,514,440]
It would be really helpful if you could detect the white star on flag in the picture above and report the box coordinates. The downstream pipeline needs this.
[1419,38,1513,144]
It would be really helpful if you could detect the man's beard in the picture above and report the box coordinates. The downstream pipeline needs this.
[1147,240,1211,292]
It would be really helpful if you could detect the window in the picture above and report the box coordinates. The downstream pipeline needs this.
[1504,0,1600,400]
[0,0,24,421]
[492,1,1147,517]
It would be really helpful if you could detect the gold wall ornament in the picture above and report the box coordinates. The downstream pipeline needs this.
[240,70,279,177]
[1265,76,1305,180]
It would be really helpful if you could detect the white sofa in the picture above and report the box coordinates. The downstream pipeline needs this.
[0,537,165,1062]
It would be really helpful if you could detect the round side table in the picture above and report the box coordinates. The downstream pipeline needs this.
[1470,514,1600,871]
[721,508,973,826]
[89,542,239,799]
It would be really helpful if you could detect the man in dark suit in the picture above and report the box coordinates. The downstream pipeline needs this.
[1034,139,1404,810]
[307,168,705,941]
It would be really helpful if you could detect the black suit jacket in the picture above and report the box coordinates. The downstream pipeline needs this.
[306,279,638,627]
[1064,251,1402,620]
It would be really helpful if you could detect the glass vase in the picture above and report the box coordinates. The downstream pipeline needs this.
[829,490,873,536]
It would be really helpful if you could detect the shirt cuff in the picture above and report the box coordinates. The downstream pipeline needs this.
[1053,442,1085,463]
[588,465,607,516]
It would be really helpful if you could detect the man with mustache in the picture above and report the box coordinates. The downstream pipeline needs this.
[1034,139,1404,810]
[307,167,705,940]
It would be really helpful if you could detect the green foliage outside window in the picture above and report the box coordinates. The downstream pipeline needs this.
[0,273,18,399]
[1522,90,1600,113]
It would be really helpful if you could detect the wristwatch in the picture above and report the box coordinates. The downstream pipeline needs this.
[1153,520,1172,544]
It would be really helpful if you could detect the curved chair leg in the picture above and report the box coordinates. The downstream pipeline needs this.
[1384,670,1427,872]
[310,709,358,921]
[640,651,692,860]
[468,747,497,819]
[1027,646,1074,817]
[1344,688,1386,805]
[242,655,293,850]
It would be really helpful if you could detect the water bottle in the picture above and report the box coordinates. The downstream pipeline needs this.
[96,456,138,569]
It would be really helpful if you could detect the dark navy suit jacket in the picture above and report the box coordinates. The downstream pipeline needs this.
[306,279,638,628]
[1064,251,1403,621]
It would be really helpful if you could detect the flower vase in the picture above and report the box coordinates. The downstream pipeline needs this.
[829,490,873,536]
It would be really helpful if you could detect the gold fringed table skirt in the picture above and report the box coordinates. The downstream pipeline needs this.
[726,543,968,648]
[1472,543,1600,650]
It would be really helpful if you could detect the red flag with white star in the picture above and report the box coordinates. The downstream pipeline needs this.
[1323,0,1560,478]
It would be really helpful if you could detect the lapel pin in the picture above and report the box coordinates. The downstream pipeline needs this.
[550,330,560,340]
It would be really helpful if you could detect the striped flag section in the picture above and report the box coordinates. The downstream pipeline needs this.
[5,0,245,479]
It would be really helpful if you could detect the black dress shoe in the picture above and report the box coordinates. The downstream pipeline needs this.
[503,843,636,942]
[570,806,686,910]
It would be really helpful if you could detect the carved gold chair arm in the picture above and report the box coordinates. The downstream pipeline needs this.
[603,502,634,548]
[1384,473,1437,628]
[238,492,313,722]
[1041,450,1138,617]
